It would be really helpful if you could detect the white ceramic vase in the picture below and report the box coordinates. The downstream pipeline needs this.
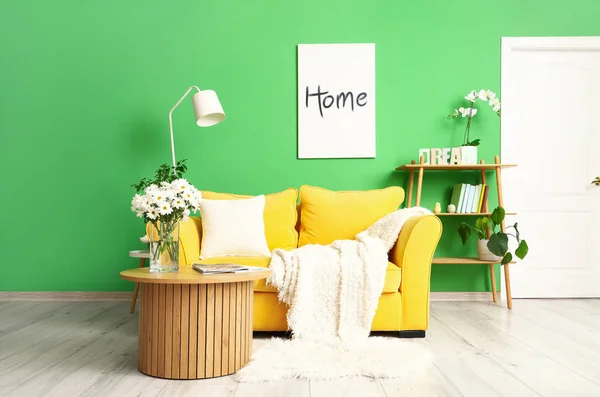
[477,239,502,262]
[459,146,478,165]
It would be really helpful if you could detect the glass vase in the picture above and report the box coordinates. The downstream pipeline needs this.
[149,221,180,273]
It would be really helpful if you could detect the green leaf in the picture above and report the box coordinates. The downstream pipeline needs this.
[485,216,496,232]
[488,233,509,257]
[515,240,529,259]
[501,252,513,265]
[481,217,490,233]
[513,222,520,241]
[458,223,472,245]
[474,218,484,234]
[467,139,481,147]
[490,207,505,226]
[474,217,490,238]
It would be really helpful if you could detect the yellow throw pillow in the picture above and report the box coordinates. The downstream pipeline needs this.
[201,188,299,250]
[298,185,405,246]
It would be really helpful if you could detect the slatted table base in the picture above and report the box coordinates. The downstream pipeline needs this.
[138,281,253,379]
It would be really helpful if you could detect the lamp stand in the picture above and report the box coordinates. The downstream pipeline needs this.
[168,86,201,175]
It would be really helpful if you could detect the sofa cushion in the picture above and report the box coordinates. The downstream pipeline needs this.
[298,185,405,246]
[202,188,299,251]
[198,195,270,259]
[193,256,402,293]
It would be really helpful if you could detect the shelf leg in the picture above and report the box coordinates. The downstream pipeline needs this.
[494,156,505,219]
[480,160,488,212]
[407,160,415,208]
[481,160,498,303]
[504,264,513,309]
[494,155,512,309]
[489,263,497,303]
[416,156,424,207]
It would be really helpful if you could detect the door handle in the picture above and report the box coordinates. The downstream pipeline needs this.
[592,177,600,186]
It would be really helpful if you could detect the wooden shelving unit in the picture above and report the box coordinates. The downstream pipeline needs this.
[435,212,516,217]
[395,163,517,171]
[396,155,516,308]
[432,257,516,265]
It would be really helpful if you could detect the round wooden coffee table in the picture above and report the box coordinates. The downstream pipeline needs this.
[120,267,271,380]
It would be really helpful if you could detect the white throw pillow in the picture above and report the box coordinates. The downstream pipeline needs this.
[198,195,271,259]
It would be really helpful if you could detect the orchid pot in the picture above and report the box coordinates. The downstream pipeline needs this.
[459,146,478,165]
[448,89,502,161]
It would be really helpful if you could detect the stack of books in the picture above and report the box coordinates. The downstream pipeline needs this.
[449,183,489,214]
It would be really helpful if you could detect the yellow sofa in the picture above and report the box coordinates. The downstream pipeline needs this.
[169,185,442,337]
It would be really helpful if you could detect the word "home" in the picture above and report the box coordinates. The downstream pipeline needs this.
[305,85,368,118]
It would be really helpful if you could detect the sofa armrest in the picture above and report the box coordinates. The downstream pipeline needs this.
[146,216,203,266]
[389,215,442,330]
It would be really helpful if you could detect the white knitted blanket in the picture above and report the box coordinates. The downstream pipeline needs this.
[267,207,431,343]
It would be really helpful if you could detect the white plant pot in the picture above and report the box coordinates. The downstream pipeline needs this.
[477,239,502,262]
[459,146,478,165]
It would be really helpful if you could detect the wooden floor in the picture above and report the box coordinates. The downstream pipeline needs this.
[1,299,600,397]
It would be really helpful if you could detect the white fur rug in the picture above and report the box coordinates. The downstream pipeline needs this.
[234,337,434,382]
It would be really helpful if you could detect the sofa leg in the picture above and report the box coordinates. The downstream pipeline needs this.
[398,330,426,338]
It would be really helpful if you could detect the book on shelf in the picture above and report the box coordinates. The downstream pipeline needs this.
[449,183,463,209]
[469,185,476,213]
[449,183,490,214]
[471,184,482,213]
[456,184,467,212]
[465,184,475,213]
[480,185,490,213]
[469,185,475,213]
[458,184,467,213]
[192,263,249,274]
[450,183,467,213]
[477,184,486,212]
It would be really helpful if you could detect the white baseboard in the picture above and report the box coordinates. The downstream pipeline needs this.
[0,292,131,301]
[430,292,496,301]
[1,291,495,302]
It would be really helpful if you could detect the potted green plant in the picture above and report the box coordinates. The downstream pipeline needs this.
[457,207,528,264]
[447,89,501,164]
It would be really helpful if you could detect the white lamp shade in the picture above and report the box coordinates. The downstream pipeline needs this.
[192,90,225,127]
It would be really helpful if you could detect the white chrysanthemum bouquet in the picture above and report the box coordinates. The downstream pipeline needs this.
[131,179,201,224]
[448,89,501,147]
[131,160,201,272]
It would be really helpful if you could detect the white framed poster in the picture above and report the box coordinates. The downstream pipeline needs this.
[297,43,376,158]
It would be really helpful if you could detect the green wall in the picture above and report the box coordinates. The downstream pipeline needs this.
[2,0,599,292]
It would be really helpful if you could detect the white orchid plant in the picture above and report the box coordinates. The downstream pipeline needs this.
[448,89,501,146]
[131,160,201,264]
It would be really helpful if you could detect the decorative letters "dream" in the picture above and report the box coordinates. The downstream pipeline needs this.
[418,147,477,165]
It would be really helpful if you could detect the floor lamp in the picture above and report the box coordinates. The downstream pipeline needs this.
[169,85,225,173]
[129,85,225,313]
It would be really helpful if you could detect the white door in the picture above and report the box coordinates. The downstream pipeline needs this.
[501,37,600,298]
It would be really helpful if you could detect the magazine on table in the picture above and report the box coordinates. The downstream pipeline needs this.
[191,263,269,274]
[192,263,249,274]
